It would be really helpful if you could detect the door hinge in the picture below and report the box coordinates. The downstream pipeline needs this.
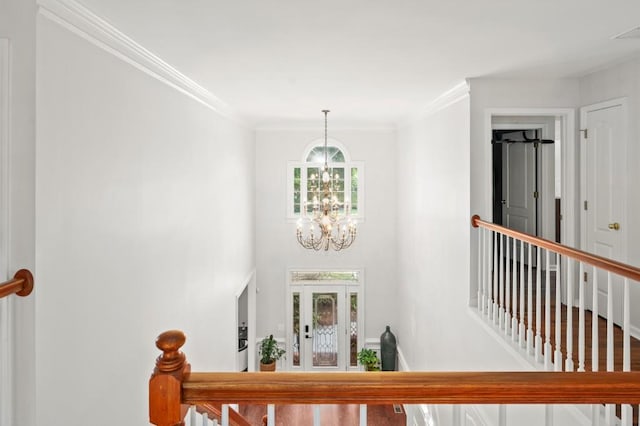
[581,129,588,139]
[534,141,539,149]
[584,200,588,210]
[533,191,539,199]
[584,272,588,282]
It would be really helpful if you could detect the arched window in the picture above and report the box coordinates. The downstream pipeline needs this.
[287,140,364,219]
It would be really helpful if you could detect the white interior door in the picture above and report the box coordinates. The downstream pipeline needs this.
[582,101,626,325]
[290,283,361,372]
[502,142,537,235]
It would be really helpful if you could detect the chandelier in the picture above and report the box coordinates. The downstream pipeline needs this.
[296,110,357,251]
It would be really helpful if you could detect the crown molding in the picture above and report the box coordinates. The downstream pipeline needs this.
[37,0,245,125]
[399,80,470,127]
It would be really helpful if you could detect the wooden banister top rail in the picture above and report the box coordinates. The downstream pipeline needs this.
[472,214,640,282]
[0,269,34,299]
[150,330,640,425]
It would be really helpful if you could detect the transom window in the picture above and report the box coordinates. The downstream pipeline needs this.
[287,139,364,219]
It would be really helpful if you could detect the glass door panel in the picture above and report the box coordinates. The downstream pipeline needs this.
[312,292,339,367]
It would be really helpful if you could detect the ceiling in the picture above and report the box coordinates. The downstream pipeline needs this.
[77,0,640,127]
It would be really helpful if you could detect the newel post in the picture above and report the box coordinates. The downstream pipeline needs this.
[149,330,191,426]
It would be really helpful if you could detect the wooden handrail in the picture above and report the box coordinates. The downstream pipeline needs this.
[183,371,640,405]
[0,269,34,299]
[471,215,640,282]
[149,330,640,426]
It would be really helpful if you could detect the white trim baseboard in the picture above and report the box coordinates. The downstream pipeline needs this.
[36,0,243,124]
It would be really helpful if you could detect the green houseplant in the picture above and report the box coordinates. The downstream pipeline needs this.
[259,334,286,372]
[357,348,380,371]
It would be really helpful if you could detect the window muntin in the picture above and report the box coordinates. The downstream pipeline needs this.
[288,143,363,220]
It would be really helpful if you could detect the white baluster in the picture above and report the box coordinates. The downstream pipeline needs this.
[493,231,498,322]
[478,228,483,313]
[527,243,534,355]
[554,255,562,371]
[498,404,506,426]
[621,278,631,426]
[545,405,554,426]
[359,404,367,426]
[605,272,614,426]
[578,262,585,372]
[544,249,551,369]
[313,405,321,426]
[512,239,518,341]
[505,236,511,335]
[535,247,542,362]
[486,230,492,316]
[202,411,209,426]
[189,405,196,426]
[499,234,505,327]
[592,266,599,372]
[519,239,526,347]
[565,258,574,372]
[591,404,600,426]
[221,404,229,426]
[267,404,275,426]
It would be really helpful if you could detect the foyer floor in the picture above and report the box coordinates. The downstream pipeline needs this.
[238,403,406,425]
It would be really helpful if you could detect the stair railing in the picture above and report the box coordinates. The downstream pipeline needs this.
[149,330,640,426]
[472,214,640,425]
[0,269,34,299]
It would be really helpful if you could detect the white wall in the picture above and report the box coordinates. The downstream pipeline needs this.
[0,1,36,425]
[35,12,255,426]
[579,58,640,329]
[396,91,526,371]
[254,127,397,354]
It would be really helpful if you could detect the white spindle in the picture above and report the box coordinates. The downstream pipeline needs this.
[527,243,534,355]
[313,405,321,426]
[493,231,499,322]
[203,412,210,426]
[535,247,542,362]
[499,234,505,327]
[484,231,492,317]
[544,249,551,369]
[512,239,518,341]
[505,236,511,335]
[605,272,614,426]
[621,278,632,426]
[592,266,599,372]
[189,405,197,426]
[565,258,574,372]
[519,240,526,347]
[545,405,554,426]
[591,404,600,426]
[267,404,275,426]
[554,255,562,371]
[578,262,585,372]
[221,404,229,426]
[359,404,367,426]
[498,404,506,426]
[478,228,483,313]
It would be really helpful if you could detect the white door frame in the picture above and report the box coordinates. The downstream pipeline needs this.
[286,269,364,372]
[579,97,628,262]
[580,98,628,325]
[0,38,12,426]
[485,108,577,251]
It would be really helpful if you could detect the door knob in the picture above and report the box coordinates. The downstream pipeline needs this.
[501,199,506,205]
[608,222,620,231]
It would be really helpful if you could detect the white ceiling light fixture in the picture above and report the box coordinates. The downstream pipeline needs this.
[296,110,357,251]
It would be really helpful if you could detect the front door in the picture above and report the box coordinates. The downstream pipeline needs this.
[582,100,627,325]
[289,273,362,372]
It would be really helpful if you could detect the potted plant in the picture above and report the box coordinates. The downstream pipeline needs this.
[259,334,286,372]
[357,348,380,371]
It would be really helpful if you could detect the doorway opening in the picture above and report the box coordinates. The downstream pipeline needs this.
[287,270,363,372]
[491,118,560,246]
